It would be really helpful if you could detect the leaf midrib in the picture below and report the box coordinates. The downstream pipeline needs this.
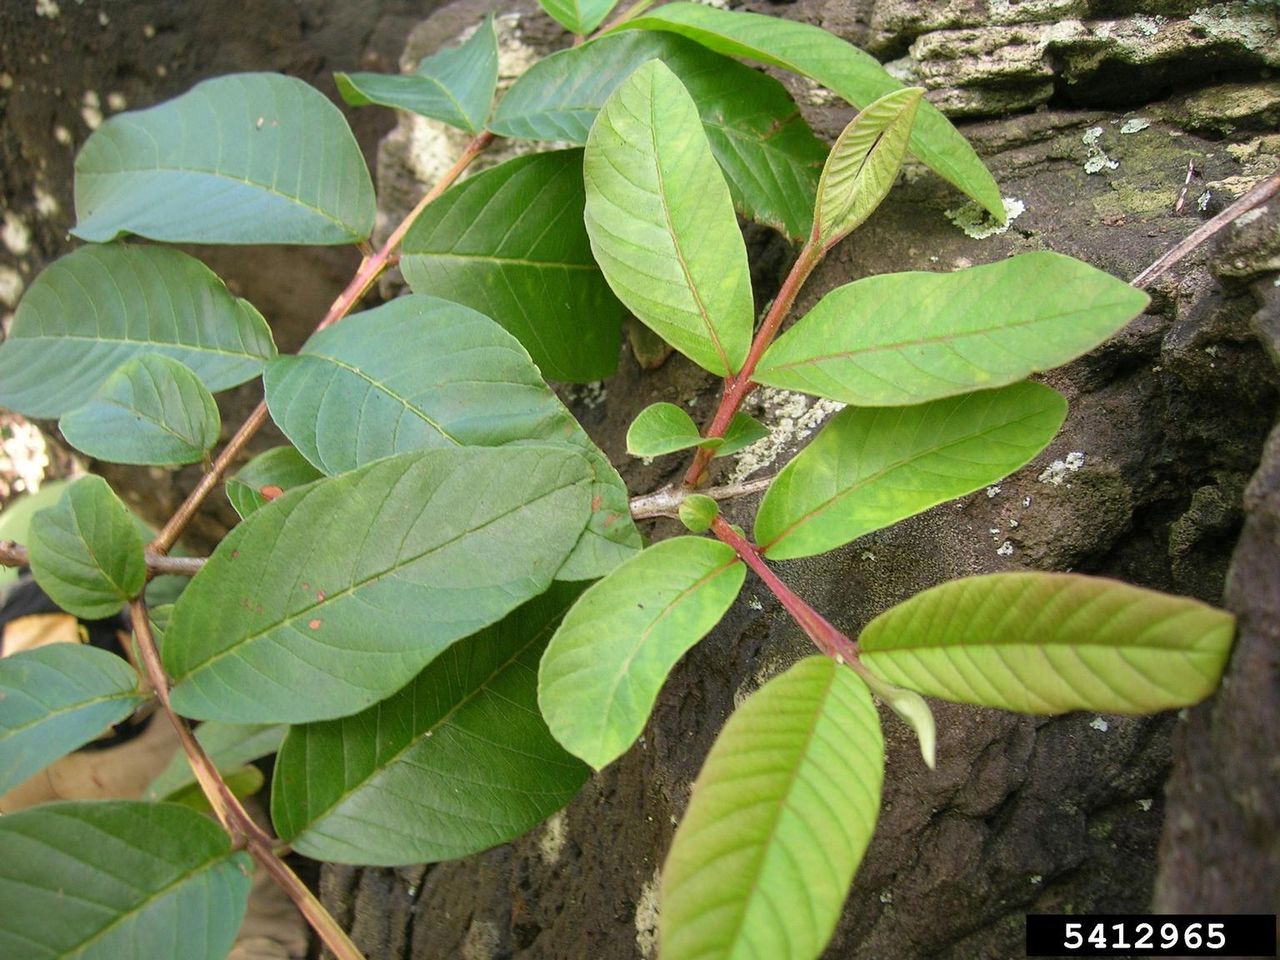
[0,689,140,742]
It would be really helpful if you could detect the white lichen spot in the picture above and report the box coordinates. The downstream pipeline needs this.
[155,64,167,77]
[53,124,72,145]
[460,920,500,960]
[106,91,127,112]
[1138,798,1153,811]
[879,890,893,904]
[728,388,843,482]
[986,484,1002,498]
[635,870,661,960]
[798,75,840,107]
[33,186,59,217]
[1089,716,1110,733]
[1023,495,1033,508]
[1082,127,1103,146]
[860,550,876,562]
[1197,190,1212,211]
[944,197,1025,240]
[2,212,32,256]
[1132,15,1164,37]
[0,73,13,91]
[0,266,25,308]
[1038,451,1085,485]
[538,810,568,865]
[1082,127,1119,174]
[997,540,1015,556]
[1120,117,1150,134]
[35,0,60,19]
[142,23,156,39]
[80,90,102,129]
[97,9,108,25]
[747,595,763,611]
[1030,874,1043,885]
[989,527,1002,537]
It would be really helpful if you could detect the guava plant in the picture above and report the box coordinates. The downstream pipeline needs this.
[0,4,1236,959]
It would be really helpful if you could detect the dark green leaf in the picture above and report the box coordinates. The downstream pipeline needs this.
[490,32,826,240]
[225,446,324,519]
[714,412,769,458]
[164,447,594,723]
[0,244,275,418]
[0,645,143,794]
[619,2,1005,221]
[755,382,1067,560]
[27,476,146,619]
[74,73,375,244]
[263,294,640,580]
[584,60,753,376]
[756,253,1151,406]
[814,86,923,249]
[273,584,589,864]
[539,537,745,768]
[146,722,287,801]
[539,0,620,35]
[860,572,1237,714]
[401,150,622,382]
[336,16,497,133]
[661,656,883,960]
[626,402,710,458]
[0,801,252,960]
[59,354,221,466]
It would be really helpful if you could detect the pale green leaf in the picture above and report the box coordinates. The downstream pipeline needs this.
[146,722,287,802]
[0,645,143,794]
[539,537,745,769]
[678,494,718,533]
[815,86,923,249]
[619,2,1005,221]
[74,73,375,244]
[59,354,221,466]
[263,294,640,581]
[0,801,252,960]
[166,766,265,813]
[401,150,622,382]
[860,572,1237,714]
[539,0,620,34]
[164,447,594,723]
[224,446,323,519]
[584,60,753,376]
[490,32,826,240]
[0,244,275,418]
[27,476,146,619]
[756,382,1066,560]
[756,253,1151,406]
[855,667,936,769]
[660,656,883,960]
[626,402,710,457]
[336,16,497,132]
[272,583,589,864]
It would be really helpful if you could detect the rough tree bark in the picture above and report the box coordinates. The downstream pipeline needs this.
[2,1,1277,958]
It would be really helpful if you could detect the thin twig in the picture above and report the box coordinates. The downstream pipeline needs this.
[0,540,206,577]
[629,476,775,520]
[148,131,497,556]
[1134,171,1280,289]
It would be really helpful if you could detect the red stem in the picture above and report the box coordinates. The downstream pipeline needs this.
[684,242,822,488]
[711,517,859,663]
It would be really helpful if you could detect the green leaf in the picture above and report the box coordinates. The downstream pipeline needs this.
[0,244,276,418]
[618,2,1005,221]
[660,656,883,960]
[336,16,497,133]
[0,645,143,794]
[860,572,1238,715]
[584,60,753,376]
[855,667,936,769]
[0,801,252,960]
[225,446,324,520]
[59,355,221,466]
[756,382,1066,560]
[814,86,923,249]
[272,583,589,864]
[27,476,146,619]
[539,537,745,769]
[539,0,620,35]
[164,446,594,724]
[74,72,375,244]
[262,294,640,581]
[401,150,622,382]
[626,402,712,457]
[146,722,287,802]
[491,31,826,241]
[714,412,769,458]
[678,494,718,534]
[756,253,1151,407]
